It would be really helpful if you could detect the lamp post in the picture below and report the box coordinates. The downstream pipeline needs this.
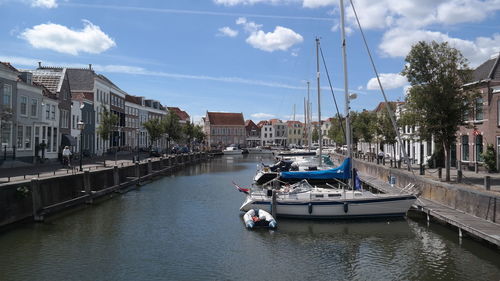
[77,121,85,171]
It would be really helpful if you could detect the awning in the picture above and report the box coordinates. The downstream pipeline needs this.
[61,134,77,147]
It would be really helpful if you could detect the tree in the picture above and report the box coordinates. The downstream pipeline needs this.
[327,115,345,146]
[162,109,182,152]
[402,41,476,181]
[97,106,119,149]
[312,127,319,143]
[482,144,496,172]
[352,110,376,154]
[376,104,397,159]
[193,125,206,143]
[182,121,195,145]
[143,118,164,147]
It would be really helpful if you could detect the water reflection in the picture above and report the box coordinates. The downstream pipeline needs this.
[0,154,498,281]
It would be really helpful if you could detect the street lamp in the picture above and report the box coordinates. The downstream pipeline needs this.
[77,120,85,171]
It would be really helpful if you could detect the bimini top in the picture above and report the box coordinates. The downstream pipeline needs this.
[279,158,351,180]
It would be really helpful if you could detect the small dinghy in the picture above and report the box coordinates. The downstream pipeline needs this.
[243,209,277,229]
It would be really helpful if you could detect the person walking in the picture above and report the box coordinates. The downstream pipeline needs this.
[62,146,72,167]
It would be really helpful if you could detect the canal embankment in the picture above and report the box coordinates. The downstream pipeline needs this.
[333,153,500,247]
[0,152,210,229]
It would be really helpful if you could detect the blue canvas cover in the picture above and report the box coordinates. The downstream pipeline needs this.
[280,158,351,180]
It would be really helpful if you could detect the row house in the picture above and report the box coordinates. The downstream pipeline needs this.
[29,66,72,159]
[257,120,274,146]
[204,112,245,148]
[144,99,167,149]
[457,54,500,171]
[287,120,304,146]
[245,120,260,147]
[167,107,190,124]
[320,118,335,146]
[125,94,142,149]
[270,119,287,147]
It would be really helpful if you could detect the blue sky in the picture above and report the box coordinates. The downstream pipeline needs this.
[1,0,500,122]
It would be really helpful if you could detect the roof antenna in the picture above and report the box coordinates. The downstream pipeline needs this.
[38,61,42,68]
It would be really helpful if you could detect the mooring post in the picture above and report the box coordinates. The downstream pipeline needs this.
[419,163,425,175]
[457,170,462,183]
[271,189,277,219]
[113,166,120,186]
[438,167,442,180]
[484,176,491,191]
[83,171,93,204]
[147,159,152,174]
[159,157,164,169]
[30,178,44,222]
[398,160,401,169]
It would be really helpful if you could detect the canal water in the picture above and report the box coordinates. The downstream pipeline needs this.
[0,155,499,281]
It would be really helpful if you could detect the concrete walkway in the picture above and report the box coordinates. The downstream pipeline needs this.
[0,152,157,184]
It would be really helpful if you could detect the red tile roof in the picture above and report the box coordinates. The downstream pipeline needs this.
[168,107,190,121]
[207,112,245,126]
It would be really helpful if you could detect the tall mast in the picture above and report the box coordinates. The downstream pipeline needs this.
[316,37,322,166]
[307,81,311,151]
[340,0,353,188]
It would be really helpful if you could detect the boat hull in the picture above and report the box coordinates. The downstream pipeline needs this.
[240,195,416,219]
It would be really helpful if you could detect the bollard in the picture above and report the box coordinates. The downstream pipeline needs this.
[419,163,425,175]
[475,162,479,173]
[457,170,462,183]
[484,176,491,190]
[113,166,120,186]
[390,159,393,168]
[135,162,141,185]
[382,158,385,166]
[147,160,153,174]
[83,171,93,204]
[31,178,44,222]
[438,167,442,179]
[397,160,401,169]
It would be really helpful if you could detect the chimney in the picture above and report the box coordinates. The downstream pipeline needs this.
[38,61,42,68]
[89,64,92,70]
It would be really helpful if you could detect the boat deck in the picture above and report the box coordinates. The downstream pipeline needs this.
[359,172,500,248]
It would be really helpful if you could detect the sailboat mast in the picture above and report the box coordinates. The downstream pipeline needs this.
[339,0,353,188]
[316,37,322,166]
[307,81,311,151]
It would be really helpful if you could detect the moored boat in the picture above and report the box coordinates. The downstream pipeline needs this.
[223,146,243,155]
[243,209,277,229]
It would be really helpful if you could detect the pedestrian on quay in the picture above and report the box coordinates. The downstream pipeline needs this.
[62,146,72,167]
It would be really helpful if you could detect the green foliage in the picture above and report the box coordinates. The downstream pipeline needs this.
[193,125,206,142]
[402,41,475,180]
[376,103,397,146]
[143,118,164,144]
[352,110,376,145]
[162,109,182,143]
[97,106,119,142]
[427,145,444,168]
[312,127,319,143]
[482,144,497,172]
[183,121,195,143]
[327,115,345,146]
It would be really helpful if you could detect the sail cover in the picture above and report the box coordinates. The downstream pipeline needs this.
[279,158,351,180]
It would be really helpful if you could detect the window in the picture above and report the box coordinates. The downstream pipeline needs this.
[17,125,23,149]
[25,126,32,149]
[20,96,27,116]
[61,109,69,128]
[31,99,37,117]
[47,127,52,151]
[498,99,500,126]
[2,84,12,108]
[51,105,56,120]
[476,134,483,162]
[45,104,50,119]
[475,97,484,121]
[53,128,57,152]
[461,135,469,161]
[1,122,12,146]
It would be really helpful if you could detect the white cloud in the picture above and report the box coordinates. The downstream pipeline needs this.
[236,17,262,33]
[302,0,335,8]
[214,0,293,6]
[217,26,238,37]
[31,0,57,8]
[379,28,500,66]
[246,26,303,52]
[366,73,407,90]
[20,20,116,55]
[251,113,276,119]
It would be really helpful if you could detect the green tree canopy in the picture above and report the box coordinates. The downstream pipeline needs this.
[97,106,119,142]
[143,118,164,145]
[312,127,319,143]
[327,115,345,146]
[352,110,376,149]
[401,40,475,181]
[162,109,182,150]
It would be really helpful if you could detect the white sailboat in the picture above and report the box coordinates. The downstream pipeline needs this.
[239,0,417,219]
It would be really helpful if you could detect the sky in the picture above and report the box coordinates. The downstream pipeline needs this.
[1,0,500,123]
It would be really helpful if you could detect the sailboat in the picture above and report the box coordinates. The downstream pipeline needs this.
[239,0,417,219]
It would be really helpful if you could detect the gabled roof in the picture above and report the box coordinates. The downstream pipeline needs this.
[245,119,259,128]
[256,120,271,127]
[125,94,143,105]
[286,120,302,127]
[29,68,66,94]
[66,68,95,92]
[471,54,500,82]
[168,107,190,121]
[0,62,19,73]
[207,112,245,126]
[373,101,403,113]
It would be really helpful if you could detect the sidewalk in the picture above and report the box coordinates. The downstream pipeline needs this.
[0,152,153,184]
[360,158,500,193]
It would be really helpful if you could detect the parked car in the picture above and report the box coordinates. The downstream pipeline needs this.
[149,147,161,157]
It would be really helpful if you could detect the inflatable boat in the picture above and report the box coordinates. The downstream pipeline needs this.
[243,209,277,229]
